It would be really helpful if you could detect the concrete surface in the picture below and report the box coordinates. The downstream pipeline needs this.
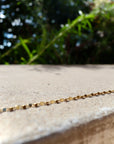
[0,65,114,144]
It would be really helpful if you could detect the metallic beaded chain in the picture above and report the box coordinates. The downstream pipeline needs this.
[0,90,114,114]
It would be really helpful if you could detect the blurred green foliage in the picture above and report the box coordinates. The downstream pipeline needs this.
[0,0,114,64]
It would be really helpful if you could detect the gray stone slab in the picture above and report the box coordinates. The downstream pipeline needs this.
[0,65,114,144]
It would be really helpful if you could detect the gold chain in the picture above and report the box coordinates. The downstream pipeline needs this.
[0,90,114,113]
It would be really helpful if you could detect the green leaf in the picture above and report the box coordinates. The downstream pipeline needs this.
[37,26,47,53]
[0,39,29,60]
[19,37,33,59]
[78,24,82,35]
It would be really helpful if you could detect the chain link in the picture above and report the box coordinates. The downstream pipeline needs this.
[0,90,114,113]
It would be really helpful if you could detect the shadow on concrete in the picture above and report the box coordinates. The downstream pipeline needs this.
[26,64,114,73]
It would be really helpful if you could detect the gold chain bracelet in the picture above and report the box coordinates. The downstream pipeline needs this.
[0,90,114,114]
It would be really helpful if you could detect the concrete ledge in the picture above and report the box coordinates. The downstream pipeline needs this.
[0,65,114,144]
[26,113,114,144]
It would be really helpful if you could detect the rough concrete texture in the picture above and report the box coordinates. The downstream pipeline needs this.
[0,65,114,144]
